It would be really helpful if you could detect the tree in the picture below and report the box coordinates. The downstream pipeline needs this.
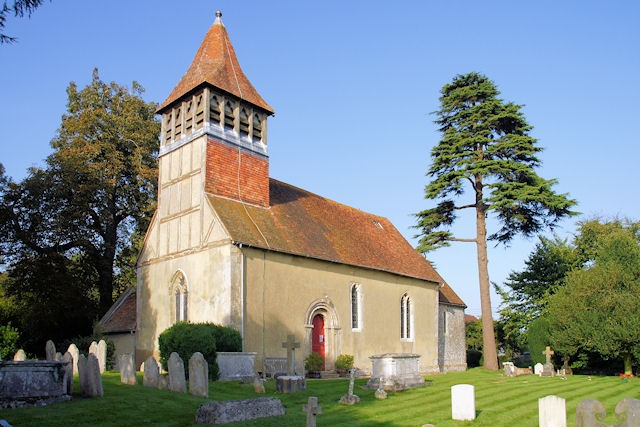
[415,72,577,370]
[0,0,48,44]
[547,219,640,375]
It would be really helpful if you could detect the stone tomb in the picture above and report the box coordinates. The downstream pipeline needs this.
[365,353,425,391]
[539,395,566,427]
[195,397,285,424]
[216,352,256,382]
[451,384,475,421]
[0,360,71,408]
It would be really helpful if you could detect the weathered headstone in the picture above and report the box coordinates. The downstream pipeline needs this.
[281,335,301,376]
[61,352,73,395]
[13,349,26,362]
[534,362,544,376]
[451,384,475,421]
[97,340,107,373]
[275,375,306,393]
[375,376,387,399]
[168,352,186,393]
[576,398,640,427]
[67,343,79,375]
[158,374,169,390]
[539,395,566,427]
[45,340,56,361]
[78,354,88,393]
[195,397,285,424]
[119,353,137,385]
[503,361,515,377]
[302,396,322,427]
[542,346,555,377]
[143,356,160,388]
[253,377,265,394]
[79,353,103,397]
[189,352,209,397]
[88,341,98,358]
[339,368,360,405]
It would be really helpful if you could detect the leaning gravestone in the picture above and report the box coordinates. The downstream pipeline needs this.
[539,395,566,427]
[143,356,160,388]
[67,344,79,375]
[97,340,107,373]
[13,349,26,362]
[339,368,360,405]
[119,353,137,385]
[195,397,285,424]
[451,384,475,421]
[168,352,186,393]
[189,352,209,398]
[62,352,74,395]
[45,340,56,361]
[79,353,103,397]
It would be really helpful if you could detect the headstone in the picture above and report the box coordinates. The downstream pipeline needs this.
[576,398,640,427]
[89,341,98,358]
[13,349,26,362]
[275,375,306,393]
[542,346,555,377]
[97,340,107,373]
[451,384,475,421]
[539,395,566,427]
[503,361,515,377]
[253,377,265,394]
[61,352,73,395]
[281,335,301,376]
[168,352,186,393]
[339,368,360,405]
[54,352,62,361]
[79,353,103,397]
[189,352,209,397]
[195,397,285,424]
[143,356,160,388]
[158,374,169,390]
[119,353,137,385]
[615,398,640,427]
[302,396,322,427]
[67,344,79,375]
[78,354,88,394]
[45,340,56,361]
[534,362,544,376]
[217,352,257,382]
[375,376,387,399]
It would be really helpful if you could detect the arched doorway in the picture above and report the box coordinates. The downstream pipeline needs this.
[312,314,325,370]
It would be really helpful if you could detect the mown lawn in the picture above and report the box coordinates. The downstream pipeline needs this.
[2,368,640,426]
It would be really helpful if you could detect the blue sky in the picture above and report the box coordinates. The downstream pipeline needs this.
[2,1,638,316]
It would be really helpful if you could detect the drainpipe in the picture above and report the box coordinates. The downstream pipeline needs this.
[239,243,245,352]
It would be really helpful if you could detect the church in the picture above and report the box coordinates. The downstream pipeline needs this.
[103,12,467,374]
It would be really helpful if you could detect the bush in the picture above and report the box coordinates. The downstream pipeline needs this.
[466,349,482,368]
[158,322,241,380]
[0,323,20,360]
[304,351,324,372]
[335,354,354,371]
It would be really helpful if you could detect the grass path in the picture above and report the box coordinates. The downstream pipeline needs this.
[2,368,640,426]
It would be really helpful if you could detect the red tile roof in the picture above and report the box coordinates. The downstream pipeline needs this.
[208,179,446,284]
[99,287,136,334]
[465,314,479,323]
[438,280,466,307]
[157,13,274,114]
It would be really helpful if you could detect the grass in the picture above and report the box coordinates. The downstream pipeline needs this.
[2,368,640,426]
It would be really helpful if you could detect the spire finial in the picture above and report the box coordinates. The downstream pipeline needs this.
[214,10,223,26]
[216,10,222,18]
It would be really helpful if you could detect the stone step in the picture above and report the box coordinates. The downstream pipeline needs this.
[320,371,340,379]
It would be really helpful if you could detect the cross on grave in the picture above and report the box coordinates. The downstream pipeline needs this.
[282,335,301,376]
[543,346,555,365]
[303,396,322,427]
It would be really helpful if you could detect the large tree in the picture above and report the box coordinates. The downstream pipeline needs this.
[415,72,576,370]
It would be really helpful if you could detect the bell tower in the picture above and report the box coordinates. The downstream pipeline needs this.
[156,11,274,208]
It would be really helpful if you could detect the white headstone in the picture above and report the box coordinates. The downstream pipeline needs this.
[143,356,160,388]
[89,341,98,357]
[189,352,209,397]
[67,343,80,375]
[451,384,476,421]
[535,362,544,376]
[539,395,566,427]
[120,353,137,385]
[13,349,26,361]
[503,361,515,377]
[168,352,186,393]
[97,340,107,373]
[45,340,56,360]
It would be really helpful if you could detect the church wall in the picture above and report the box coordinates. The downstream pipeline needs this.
[438,304,467,372]
[242,247,441,375]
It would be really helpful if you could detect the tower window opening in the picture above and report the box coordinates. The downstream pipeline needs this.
[185,100,193,133]
[210,95,221,125]
[195,94,204,129]
[224,101,235,130]
[239,108,250,137]
[252,113,263,142]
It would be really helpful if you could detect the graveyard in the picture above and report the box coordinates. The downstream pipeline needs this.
[2,368,640,426]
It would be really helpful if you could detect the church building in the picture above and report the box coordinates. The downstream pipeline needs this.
[130,12,466,374]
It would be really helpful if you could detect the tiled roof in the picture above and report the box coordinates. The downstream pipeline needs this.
[437,279,466,307]
[157,13,274,114]
[465,314,479,323]
[208,179,445,284]
[99,287,136,334]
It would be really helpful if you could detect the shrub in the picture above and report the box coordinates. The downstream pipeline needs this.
[304,351,324,371]
[0,323,20,360]
[158,322,242,380]
[466,349,482,368]
[335,354,354,371]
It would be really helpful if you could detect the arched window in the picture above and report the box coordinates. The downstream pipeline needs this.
[171,271,188,323]
[351,283,361,331]
[224,100,235,130]
[239,107,250,137]
[401,293,412,340]
[209,94,221,125]
[252,113,263,142]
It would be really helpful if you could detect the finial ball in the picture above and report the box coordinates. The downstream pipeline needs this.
[216,11,222,18]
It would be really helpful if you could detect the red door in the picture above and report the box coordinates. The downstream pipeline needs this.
[312,314,325,370]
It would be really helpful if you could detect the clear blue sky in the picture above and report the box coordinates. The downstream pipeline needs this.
[2,1,638,316]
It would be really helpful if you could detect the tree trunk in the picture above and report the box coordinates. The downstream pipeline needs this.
[475,175,499,371]
[623,353,633,376]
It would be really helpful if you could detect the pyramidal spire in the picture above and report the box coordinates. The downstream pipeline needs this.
[157,11,273,114]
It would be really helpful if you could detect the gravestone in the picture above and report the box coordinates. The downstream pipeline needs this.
[276,375,306,393]
[61,352,73,395]
[253,377,265,394]
[158,374,169,390]
[143,356,160,388]
[189,352,209,398]
[542,346,555,377]
[13,349,26,362]
[45,340,56,361]
[503,361,515,377]
[281,335,300,376]
[78,354,88,394]
[168,352,186,393]
[79,353,103,397]
[539,395,566,427]
[339,368,360,405]
[119,353,137,385]
[534,362,544,376]
[577,398,640,427]
[375,376,388,399]
[67,344,79,375]
[451,384,475,421]
[195,397,285,424]
[97,340,107,373]
[88,341,98,360]
[302,396,322,427]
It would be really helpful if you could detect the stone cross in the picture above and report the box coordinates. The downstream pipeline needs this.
[340,368,361,405]
[543,346,555,365]
[281,335,300,376]
[348,368,356,396]
[302,396,322,427]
